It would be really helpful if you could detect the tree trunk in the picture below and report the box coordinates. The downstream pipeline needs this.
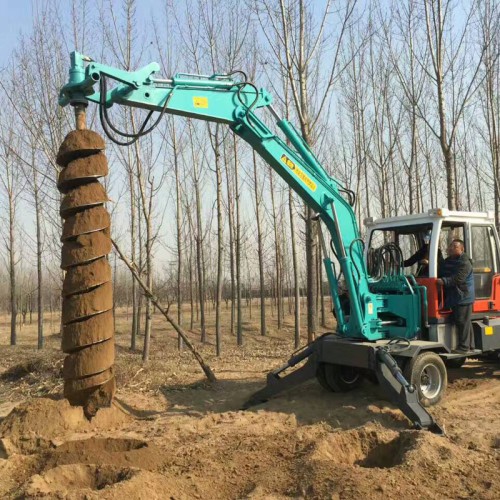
[306,206,318,343]
[224,140,236,336]
[214,126,223,356]
[9,186,17,346]
[252,150,267,336]
[128,159,138,350]
[269,168,282,330]
[33,164,44,349]
[172,122,184,349]
[289,189,300,348]
[234,136,243,346]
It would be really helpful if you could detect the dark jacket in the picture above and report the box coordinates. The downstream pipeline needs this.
[439,252,475,308]
[404,244,428,267]
[404,244,444,277]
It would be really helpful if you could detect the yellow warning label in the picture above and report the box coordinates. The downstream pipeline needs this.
[281,154,317,191]
[193,96,208,108]
[485,326,493,335]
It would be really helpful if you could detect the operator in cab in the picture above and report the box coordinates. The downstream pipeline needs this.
[404,230,444,277]
[437,239,475,354]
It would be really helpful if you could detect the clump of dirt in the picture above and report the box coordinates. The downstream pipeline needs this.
[60,182,109,216]
[62,310,114,352]
[309,426,416,468]
[58,153,109,192]
[63,258,112,296]
[28,464,133,494]
[63,368,115,396]
[40,437,163,471]
[61,231,112,269]
[449,378,481,390]
[62,206,111,241]
[61,281,113,323]
[297,422,499,499]
[63,338,114,378]
[67,377,116,416]
[24,464,175,499]
[0,398,129,453]
[56,130,105,167]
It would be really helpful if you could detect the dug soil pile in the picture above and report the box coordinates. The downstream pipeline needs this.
[0,320,498,499]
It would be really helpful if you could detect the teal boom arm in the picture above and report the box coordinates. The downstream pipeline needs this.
[59,52,398,341]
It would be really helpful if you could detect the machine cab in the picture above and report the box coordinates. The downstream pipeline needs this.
[365,209,500,322]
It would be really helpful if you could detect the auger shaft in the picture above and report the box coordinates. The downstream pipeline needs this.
[57,121,115,419]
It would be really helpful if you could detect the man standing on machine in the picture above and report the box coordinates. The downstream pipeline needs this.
[437,239,475,353]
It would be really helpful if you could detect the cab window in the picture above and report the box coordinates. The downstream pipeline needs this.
[438,224,465,257]
[470,225,496,298]
[368,224,432,276]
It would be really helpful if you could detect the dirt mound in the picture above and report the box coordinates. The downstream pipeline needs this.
[0,398,130,453]
[297,422,499,499]
[39,437,163,471]
[24,464,175,500]
[1,317,498,499]
[310,426,416,468]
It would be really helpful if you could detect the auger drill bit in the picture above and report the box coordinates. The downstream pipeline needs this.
[56,129,115,419]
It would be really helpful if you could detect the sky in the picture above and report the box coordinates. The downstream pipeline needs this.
[0,0,165,68]
[0,1,32,67]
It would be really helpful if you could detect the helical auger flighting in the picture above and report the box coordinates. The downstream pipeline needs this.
[56,130,115,418]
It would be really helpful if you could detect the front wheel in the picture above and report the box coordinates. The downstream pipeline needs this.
[317,363,363,392]
[403,352,447,407]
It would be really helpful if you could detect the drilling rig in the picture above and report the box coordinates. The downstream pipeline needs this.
[58,52,500,432]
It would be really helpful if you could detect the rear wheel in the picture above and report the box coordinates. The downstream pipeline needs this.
[316,363,363,392]
[484,351,500,362]
[404,352,447,407]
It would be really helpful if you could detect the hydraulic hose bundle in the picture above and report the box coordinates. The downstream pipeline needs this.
[56,130,115,418]
[368,242,404,281]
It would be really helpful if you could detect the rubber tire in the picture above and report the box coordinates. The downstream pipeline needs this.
[316,363,363,392]
[316,364,333,392]
[445,357,466,369]
[484,351,500,362]
[404,351,447,407]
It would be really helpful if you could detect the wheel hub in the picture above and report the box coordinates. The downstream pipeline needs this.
[419,363,442,399]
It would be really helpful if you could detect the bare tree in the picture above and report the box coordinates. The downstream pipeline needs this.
[478,0,500,227]
[253,0,357,341]
[0,118,23,345]
[252,150,267,336]
[233,136,243,345]
[417,0,486,209]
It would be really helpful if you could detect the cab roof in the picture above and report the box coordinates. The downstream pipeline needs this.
[364,208,495,229]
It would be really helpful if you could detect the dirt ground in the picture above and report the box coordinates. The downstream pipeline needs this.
[0,306,499,499]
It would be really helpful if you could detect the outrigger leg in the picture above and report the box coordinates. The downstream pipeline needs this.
[376,348,443,434]
[242,336,444,435]
[242,344,319,409]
